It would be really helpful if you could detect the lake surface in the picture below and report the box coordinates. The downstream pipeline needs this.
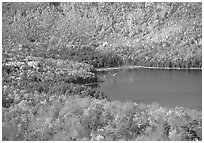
[98,69,202,111]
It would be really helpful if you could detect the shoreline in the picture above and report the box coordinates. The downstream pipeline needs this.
[95,65,202,72]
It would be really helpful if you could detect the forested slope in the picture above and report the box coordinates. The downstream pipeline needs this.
[2,2,202,141]
[3,2,202,68]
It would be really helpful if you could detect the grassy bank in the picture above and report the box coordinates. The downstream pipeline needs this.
[2,2,202,141]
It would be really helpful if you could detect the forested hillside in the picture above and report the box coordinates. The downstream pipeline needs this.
[3,2,202,68]
[2,2,202,141]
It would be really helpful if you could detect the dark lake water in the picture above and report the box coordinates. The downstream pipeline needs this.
[98,69,202,111]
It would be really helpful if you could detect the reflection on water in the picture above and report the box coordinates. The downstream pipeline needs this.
[98,69,202,111]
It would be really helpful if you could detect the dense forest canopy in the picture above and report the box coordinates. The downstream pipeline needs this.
[2,2,202,68]
[2,2,202,141]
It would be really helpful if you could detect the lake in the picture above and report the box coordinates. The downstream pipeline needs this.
[98,69,202,111]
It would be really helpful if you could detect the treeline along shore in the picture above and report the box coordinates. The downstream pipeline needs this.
[95,65,202,72]
[2,2,202,141]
